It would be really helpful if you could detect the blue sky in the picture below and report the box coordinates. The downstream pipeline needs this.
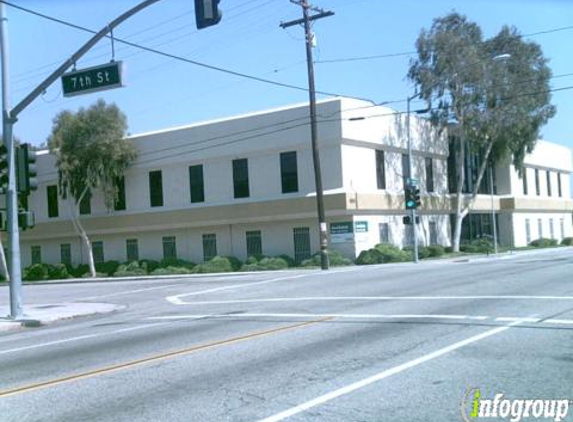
[4,0,572,151]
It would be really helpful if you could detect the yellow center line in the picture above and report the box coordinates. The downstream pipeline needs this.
[0,317,332,398]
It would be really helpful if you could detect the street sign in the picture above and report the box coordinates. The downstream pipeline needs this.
[330,221,354,243]
[61,61,124,97]
[354,221,369,233]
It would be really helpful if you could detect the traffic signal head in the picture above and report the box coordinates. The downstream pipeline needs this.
[414,187,421,207]
[0,144,8,193]
[16,143,38,195]
[405,185,421,210]
[195,0,222,29]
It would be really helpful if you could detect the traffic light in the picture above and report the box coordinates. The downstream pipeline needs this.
[16,143,38,195]
[405,185,421,210]
[0,144,8,194]
[18,210,35,231]
[195,0,222,29]
[414,187,421,208]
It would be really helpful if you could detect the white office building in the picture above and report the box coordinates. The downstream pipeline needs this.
[18,97,573,267]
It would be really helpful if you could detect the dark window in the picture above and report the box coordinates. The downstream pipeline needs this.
[60,244,71,265]
[538,218,543,238]
[126,239,139,262]
[546,171,552,197]
[31,245,41,265]
[280,152,298,194]
[79,188,91,215]
[114,176,126,211]
[376,150,386,190]
[233,159,250,198]
[535,169,540,196]
[92,241,104,264]
[47,185,59,218]
[149,170,164,207]
[401,153,410,190]
[162,236,177,259]
[525,219,531,244]
[202,234,217,261]
[379,223,389,243]
[425,157,434,193]
[557,173,562,197]
[522,168,528,195]
[189,164,205,203]
[429,222,438,245]
[550,219,555,239]
[246,230,263,257]
[293,227,311,264]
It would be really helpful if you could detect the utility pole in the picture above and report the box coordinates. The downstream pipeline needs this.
[406,95,420,263]
[280,0,333,270]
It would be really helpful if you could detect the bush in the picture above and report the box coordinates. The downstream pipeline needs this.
[461,238,494,254]
[139,259,160,273]
[48,263,69,280]
[151,266,193,275]
[70,264,90,278]
[301,250,353,267]
[445,246,454,253]
[561,237,573,246]
[224,256,243,272]
[404,246,430,260]
[24,263,49,281]
[159,258,195,270]
[241,257,289,272]
[95,260,120,276]
[192,256,234,274]
[529,238,558,248]
[426,245,446,257]
[277,254,296,268]
[356,244,411,265]
[113,261,148,277]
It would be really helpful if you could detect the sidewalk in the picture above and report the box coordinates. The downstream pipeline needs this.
[0,302,125,332]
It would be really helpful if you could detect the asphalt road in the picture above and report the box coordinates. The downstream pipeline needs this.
[1,248,573,422]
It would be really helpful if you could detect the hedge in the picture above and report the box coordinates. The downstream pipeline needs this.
[529,238,558,248]
[561,237,573,246]
[301,250,353,267]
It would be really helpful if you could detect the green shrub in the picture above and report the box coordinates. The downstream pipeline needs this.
[301,250,353,267]
[277,254,296,268]
[81,271,107,278]
[224,256,243,272]
[159,258,195,270]
[445,246,454,253]
[113,261,147,277]
[461,238,494,253]
[95,260,120,276]
[245,256,260,265]
[48,263,69,280]
[241,257,289,272]
[529,238,558,248]
[561,237,573,246]
[356,244,411,265]
[192,256,234,274]
[404,246,430,260]
[139,259,160,273]
[69,264,89,278]
[24,264,49,281]
[426,245,446,257]
[151,266,193,275]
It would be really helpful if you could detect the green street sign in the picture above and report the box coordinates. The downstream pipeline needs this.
[61,61,124,97]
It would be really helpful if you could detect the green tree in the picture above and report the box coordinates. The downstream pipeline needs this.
[48,99,137,277]
[408,12,555,251]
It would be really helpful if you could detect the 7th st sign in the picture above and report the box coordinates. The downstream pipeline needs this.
[61,61,124,97]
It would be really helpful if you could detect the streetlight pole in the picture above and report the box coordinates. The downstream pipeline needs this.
[406,94,419,263]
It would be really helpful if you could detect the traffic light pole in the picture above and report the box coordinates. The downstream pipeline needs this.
[406,95,419,263]
[0,0,166,319]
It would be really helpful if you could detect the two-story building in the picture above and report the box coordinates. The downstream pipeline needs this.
[16,97,573,267]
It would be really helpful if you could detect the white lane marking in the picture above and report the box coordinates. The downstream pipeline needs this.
[0,322,172,355]
[254,321,523,422]
[83,284,182,301]
[495,317,541,323]
[178,295,573,305]
[544,319,573,325]
[166,274,310,305]
[147,313,490,321]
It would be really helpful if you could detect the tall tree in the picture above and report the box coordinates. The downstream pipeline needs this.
[48,99,137,277]
[408,12,555,251]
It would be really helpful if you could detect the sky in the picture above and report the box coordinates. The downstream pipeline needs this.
[3,0,572,153]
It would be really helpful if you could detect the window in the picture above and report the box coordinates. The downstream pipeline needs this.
[401,154,410,190]
[31,245,41,265]
[376,150,386,190]
[538,219,543,239]
[549,219,555,239]
[280,151,298,194]
[126,239,139,262]
[293,227,311,264]
[189,164,205,203]
[246,230,263,257]
[425,157,434,193]
[560,218,565,240]
[149,170,163,207]
[558,173,562,197]
[546,171,552,197]
[60,244,71,266]
[202,234,217,261]
[47,185,59,218]
[379,223,389,244]
[114,176,126,211]
[233,158,250,198]
[522,168,528,195]
[162,236,177,259]
[79,188,91,215]
[92,241,104,264]
[535,169,540,196]
[525,219,531,244]
[429,221,438,245]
